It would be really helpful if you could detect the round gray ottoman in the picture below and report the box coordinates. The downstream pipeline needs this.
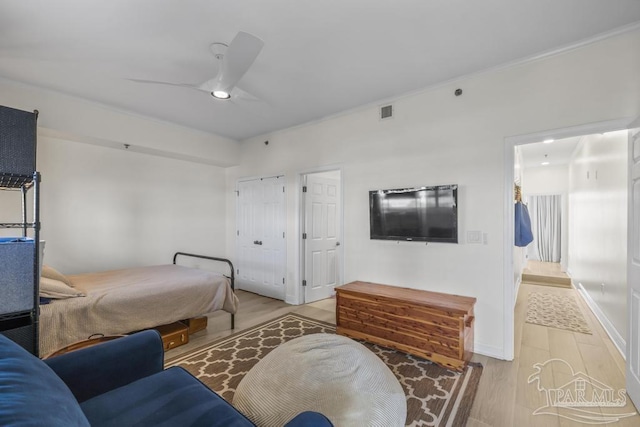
[232,333,406,427]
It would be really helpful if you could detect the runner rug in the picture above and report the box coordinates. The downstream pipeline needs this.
[526,291,592,334]
[166,313,483,427]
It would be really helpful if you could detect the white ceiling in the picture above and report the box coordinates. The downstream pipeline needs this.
[1,1,640,141]
[518,136,581,169]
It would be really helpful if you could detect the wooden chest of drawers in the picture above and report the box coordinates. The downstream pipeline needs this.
[336,281,476,371]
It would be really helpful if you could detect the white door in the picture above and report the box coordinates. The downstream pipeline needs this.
[303,174,341,303]
[236,177,286,300]
[627,118,640,409]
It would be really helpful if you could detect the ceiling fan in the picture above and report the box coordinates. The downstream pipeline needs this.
[129,31,264,101]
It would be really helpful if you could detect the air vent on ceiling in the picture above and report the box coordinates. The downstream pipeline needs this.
[380,104,393,120]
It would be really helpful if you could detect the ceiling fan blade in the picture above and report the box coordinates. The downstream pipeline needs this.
[197,77,217,92]
[216,31,264,92]
[232,86,267,104]
[127,78,203,91]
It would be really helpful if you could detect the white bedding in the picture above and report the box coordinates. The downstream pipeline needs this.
[39,264,238,357]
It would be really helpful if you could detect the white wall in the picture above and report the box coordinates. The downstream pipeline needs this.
[0,80,237,274]
[568,132,628,347]
[522,164,570,270]
[522,165,569,195]
[36,136,228,274]
[226,28,640,358]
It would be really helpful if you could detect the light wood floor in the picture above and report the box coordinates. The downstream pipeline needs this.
[167,286,639,426]
[467,283,638,427]
[166,290,336,359]
[524,260,570,280]
[522,260,572,288]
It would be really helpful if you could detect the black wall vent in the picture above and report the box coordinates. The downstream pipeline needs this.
[380,104,393,120]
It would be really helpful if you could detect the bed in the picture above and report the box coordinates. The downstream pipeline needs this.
[39,252,238,357]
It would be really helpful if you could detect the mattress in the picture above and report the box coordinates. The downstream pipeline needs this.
[39,264,238,357]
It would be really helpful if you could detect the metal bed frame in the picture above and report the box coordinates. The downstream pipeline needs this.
[173,252,235,329]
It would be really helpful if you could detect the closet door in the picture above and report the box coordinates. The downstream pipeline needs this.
[236,177,286,300]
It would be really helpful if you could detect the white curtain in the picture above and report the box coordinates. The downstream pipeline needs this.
[526,195,561,263]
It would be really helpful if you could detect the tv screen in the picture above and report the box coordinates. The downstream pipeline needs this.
[369,185,458,243]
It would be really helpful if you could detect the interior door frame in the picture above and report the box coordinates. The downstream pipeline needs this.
[297,165,344,305]
[503,117,634,361]
[626,116,640,408]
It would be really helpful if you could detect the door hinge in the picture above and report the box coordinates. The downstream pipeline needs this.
[236,190,239,196]
[302,232,307,239]
[302,280,307,287]
[283,186,285,193]
[283,232,285,238]
[237,230,239,236]
[282,277,285,284]
[237,269,239,275]
[302,186,307,193]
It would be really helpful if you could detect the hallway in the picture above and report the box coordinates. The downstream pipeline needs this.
[468,282,638,426]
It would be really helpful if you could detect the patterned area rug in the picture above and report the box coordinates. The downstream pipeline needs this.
[166,313,482,427]
[526,292,592,334]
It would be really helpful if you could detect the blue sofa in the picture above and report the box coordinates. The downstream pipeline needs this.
[0,330,333,426]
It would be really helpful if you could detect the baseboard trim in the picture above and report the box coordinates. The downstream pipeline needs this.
[237,284,286,302]
[576,283,626,359]
[285,294,299,305]
[474,342,507,360]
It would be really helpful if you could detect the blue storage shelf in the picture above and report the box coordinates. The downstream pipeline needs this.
[0,106,40,355]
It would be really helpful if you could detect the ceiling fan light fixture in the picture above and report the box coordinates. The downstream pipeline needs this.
[212,90,231,100]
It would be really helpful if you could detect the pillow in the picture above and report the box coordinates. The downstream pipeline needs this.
[42,264,74,288]
[40,277,85,299]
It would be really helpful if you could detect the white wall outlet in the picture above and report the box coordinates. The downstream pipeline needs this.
[467,231,481,244]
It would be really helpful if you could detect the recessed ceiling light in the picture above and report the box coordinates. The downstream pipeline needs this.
[211,90,231,100]
[541,162,550,166]
[543,139,554,144]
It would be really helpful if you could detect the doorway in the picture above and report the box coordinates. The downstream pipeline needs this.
[521,193,569,287]
[505,118,632,360]
[300,169,343,303]
[504,117,639,409]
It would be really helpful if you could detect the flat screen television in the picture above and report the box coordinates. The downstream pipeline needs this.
[369,184,458,243]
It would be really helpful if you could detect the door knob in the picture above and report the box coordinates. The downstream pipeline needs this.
[336,242,341,246]
[254,240,263,245]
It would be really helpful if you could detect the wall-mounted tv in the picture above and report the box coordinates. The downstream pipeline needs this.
[369,184,458,243]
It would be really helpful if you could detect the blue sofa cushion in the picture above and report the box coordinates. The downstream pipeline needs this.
[80,366,255,427]
[0,334,90,426]
[285,411,334,426]
[45,330,164,403]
